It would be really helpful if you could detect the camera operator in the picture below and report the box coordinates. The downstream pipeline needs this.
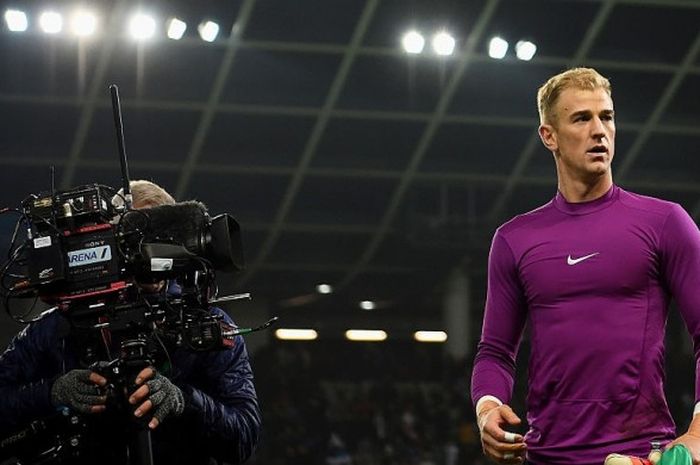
[0,180,261,465]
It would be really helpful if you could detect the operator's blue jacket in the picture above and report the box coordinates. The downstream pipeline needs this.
[0,304,261,465]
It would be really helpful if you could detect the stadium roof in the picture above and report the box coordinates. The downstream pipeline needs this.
[1,0,699,335]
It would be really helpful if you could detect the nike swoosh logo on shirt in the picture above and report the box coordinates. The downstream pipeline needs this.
[566,252,600,265]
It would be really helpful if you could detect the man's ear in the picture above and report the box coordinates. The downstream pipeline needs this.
[538,124,558,152]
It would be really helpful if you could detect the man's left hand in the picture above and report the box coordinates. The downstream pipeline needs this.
[129,367,185,429]
[667,431,700,465]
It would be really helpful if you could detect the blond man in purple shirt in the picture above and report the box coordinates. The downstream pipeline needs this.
[471,67,700,465]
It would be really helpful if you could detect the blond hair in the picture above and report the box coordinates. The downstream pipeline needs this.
[113,179,175,209]
[537,67,611,125]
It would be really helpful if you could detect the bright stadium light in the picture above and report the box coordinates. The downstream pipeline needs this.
[488,36,508,59]
[71,10,97,36]
[129,13,156,40]
[167,17,186,40]
[39,11,62,34]
[401,30,425,54]
[414,330,448,343]
[359,300,375,311]
[432,31,456,56]
[515,40,537,61]
[5,9,28,32]
[316,283,333,295]
[345,330,387,342]
[198,20,219,42]
[275,329,318,341]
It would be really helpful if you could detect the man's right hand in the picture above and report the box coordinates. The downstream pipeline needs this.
[478,402,527,464]
[50,369,108,414]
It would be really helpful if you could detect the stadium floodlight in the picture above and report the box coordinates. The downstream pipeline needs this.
[71,10,97,36]
[401,30,425,54]
[316,283,333,295]
[432,31,456,56]
[5,9,28,32]
[198,20,219,42]
[167,17,186,40]
[488,36,508,59]
[345,330,388,342]
[515,40,537,61]
[129,13,156,40]
[414,330,448,343]
[275,329,318,341]
[39,11,62,34]
[359,300,375,310]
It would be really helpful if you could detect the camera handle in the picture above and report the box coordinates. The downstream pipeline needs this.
[94,337,154,465]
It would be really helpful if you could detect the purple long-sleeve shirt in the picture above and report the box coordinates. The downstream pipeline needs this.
[471,185,700,465]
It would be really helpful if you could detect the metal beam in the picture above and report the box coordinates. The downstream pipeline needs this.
[335,0,501,291]
[5,90,700,138]
[4,155,700,194]
[236,0,381,287]
[617,31,700,180]
[617,0,700,7]
[174,0,256,199]
[1,58,698,109]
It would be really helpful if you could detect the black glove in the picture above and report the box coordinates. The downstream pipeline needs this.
[143,372,184,425]
[50,369,105,414]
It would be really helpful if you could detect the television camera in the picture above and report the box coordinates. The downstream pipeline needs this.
[0,86,274,465]
[3,184,250,345]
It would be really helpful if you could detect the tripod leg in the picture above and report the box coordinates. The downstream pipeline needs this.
[128,429,153,465]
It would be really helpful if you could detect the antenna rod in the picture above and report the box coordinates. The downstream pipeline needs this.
[109,84,132,209]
